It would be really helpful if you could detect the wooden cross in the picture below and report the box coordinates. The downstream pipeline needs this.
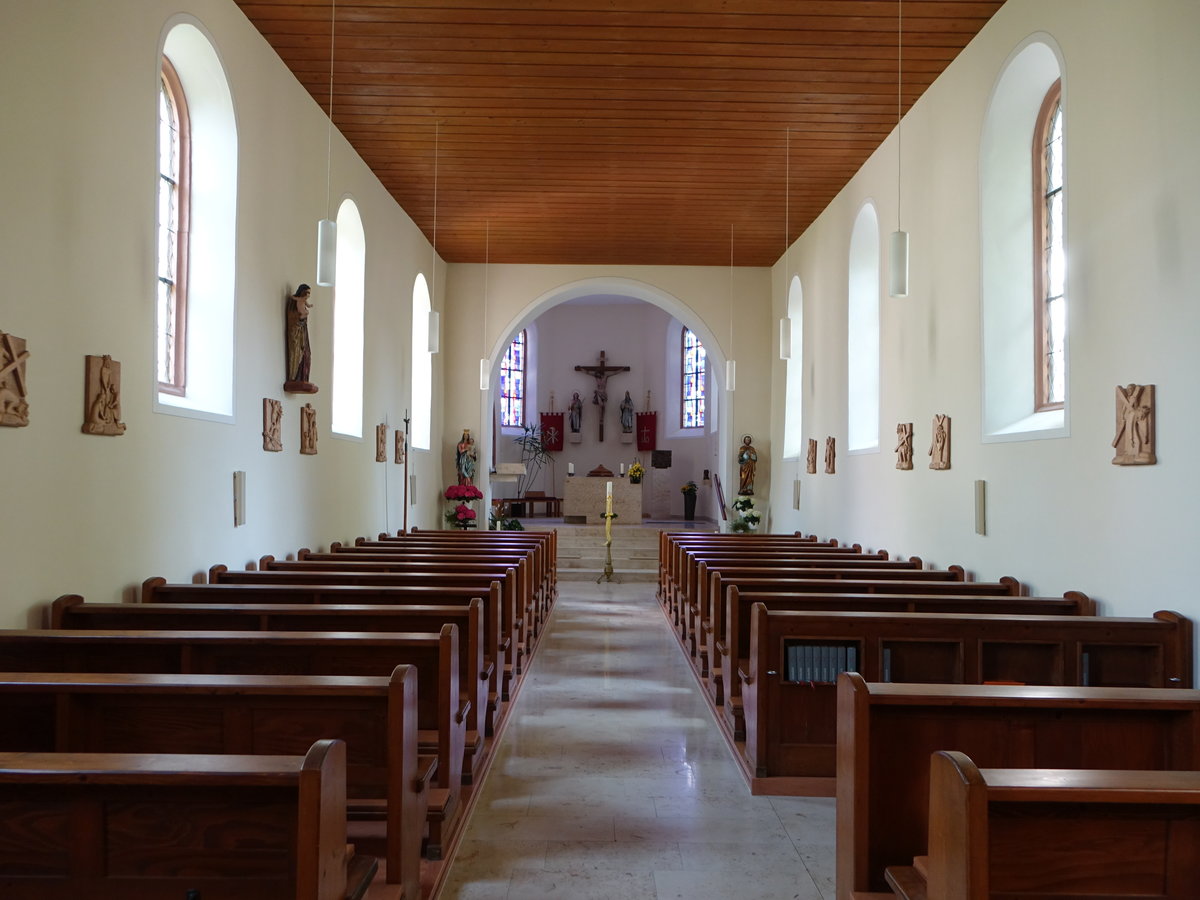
[574,350,630,442]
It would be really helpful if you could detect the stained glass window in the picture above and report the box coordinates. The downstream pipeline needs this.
[500,330,526,427]
[157,58,189,394]
[1035,80,1065,410]
[681,327,706,428]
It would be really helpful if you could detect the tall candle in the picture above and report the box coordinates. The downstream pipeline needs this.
[606,481,612,498]
[568,462,574,475]
[620,463,625,475]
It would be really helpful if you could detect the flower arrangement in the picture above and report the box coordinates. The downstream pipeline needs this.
[627,461,645,483]
[730,494,761,533]
[680,480,697,495]
[445,484,484,502]
[444,483,483,529]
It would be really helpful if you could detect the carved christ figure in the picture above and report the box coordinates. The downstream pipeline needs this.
[573,350,630,441]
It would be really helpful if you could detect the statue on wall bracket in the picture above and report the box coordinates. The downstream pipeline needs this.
[1112,384,1155,465]
[284,284,318,394]
[0,331,30,427]
[81,355,126,436]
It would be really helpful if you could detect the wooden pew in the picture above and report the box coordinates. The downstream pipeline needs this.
[56,592,494,756]
[0,740,384,900]
[709,586,1094,727]
[0,627,464,859]
[273,554,534,671]
[0,670,420,895]
[886,750,1200,900]
[397,527,557,602]
[742,606,1192,790]
[835,675,1200,900]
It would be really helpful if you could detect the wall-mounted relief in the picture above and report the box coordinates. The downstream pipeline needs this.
[929,414,951,470]
[0,331,30,427]
[1112,384,1156,465]
[81,355,126,436]
[895,422,913,470]
[300,403,318,455]
[263,398,283,452]
[376,424,387,462]
[825,436,836,474]
[806,438,817,475]
[395,429,407,464]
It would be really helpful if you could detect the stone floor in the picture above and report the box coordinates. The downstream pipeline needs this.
[435,579,835,899]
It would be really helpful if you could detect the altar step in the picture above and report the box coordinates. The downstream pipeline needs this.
[552,524,662,583]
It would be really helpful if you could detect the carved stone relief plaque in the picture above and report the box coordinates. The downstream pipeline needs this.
[376,424,387,462]
[929,414,951,470]
[300,403,318,455]
[806,438,817,475]
[0,331,30,427]
[263,398,283,452]
[824,436,836,475]
[1112,384,1156,465]
[81,355,126,436]
[395,429,406,464]
[895,422,914,470]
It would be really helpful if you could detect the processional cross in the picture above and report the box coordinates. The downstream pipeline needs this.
[574,350,630,442]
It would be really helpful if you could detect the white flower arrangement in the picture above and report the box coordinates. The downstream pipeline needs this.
[730,494,760,532]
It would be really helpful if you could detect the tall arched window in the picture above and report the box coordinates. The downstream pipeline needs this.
[1034,80,1065,411]
[157,58,190,395]
[331,199,365,437]
[847,203,881,452]
[155,22,237,419]
[782,275,804,458]
[681,327,706,428]
[499,330,526,428]
[411,274,432,449]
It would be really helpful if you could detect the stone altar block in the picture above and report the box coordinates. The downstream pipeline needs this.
[563,477,643,525]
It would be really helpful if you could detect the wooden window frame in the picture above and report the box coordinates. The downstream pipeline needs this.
[1032,79,1063,412]
[680,326,706,429]
[499,329,526,428]
[157,56,191,396]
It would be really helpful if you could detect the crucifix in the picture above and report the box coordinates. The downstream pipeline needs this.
[574,350,630,442]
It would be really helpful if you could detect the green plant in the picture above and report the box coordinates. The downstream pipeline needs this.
[680,480,697,495]
[512,424,550,496]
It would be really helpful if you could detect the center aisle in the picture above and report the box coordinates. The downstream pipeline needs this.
[436,579,835,899]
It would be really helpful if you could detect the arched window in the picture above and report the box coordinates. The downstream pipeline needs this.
[847,203,881,452]
[156,58,189,395]
[155,22,237,420]
[499,329,526,428]
[1034,80,1064,411]
[411,274,432,449]
[981,39,1066,440]
[681,327,706,428]
[331,199,365,437]
[782,275,804,458]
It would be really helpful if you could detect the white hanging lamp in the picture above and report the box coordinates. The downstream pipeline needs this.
[479,221,491,392]
[315,0,337,286]
[889,0,909,298]
[726,223,737,391]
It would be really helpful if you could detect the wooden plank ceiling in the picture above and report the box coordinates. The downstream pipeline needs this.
[234,0,1005,266]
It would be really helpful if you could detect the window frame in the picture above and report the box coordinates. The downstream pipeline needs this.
[499,329,527,429]
[1032,78,1064,412]
[680,326,706,429]
[157,56,191,396]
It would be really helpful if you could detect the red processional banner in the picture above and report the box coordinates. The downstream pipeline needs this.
[539,412,564,451]
[636,412,657,451]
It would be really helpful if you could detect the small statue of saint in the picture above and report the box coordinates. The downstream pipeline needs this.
[738,434,758,495]
[285,284,317,393]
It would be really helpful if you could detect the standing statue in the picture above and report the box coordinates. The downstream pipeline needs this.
[619,390,635,433]
[285,284,315,390]
[568,391,583,433]
[737,434,758,495]
[456,428,478,485]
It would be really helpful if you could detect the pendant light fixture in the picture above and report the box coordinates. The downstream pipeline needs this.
[779,128,792,360]
[479,220,491,392]
[315,0,337,286]
[726,224,737,392]
[427,121,441,353]
[889,0,909,298]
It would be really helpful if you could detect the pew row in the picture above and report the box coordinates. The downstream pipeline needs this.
[0,627,464,859]
[835,675,1200,900]
[742,606,1192,791]
[0,740,386,900]
[886,750,1200,900]
[0,669,421,895]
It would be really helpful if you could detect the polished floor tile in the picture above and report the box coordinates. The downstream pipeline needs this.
[436,580,833,899]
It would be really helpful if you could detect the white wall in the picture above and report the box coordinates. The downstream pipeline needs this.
[0,0,444,625]
[767,0,1200,641]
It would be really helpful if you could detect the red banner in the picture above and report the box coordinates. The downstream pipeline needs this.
[539,412,564,451]
[636,412,657,451]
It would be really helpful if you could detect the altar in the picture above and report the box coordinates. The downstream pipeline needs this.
[562,477,643,525]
